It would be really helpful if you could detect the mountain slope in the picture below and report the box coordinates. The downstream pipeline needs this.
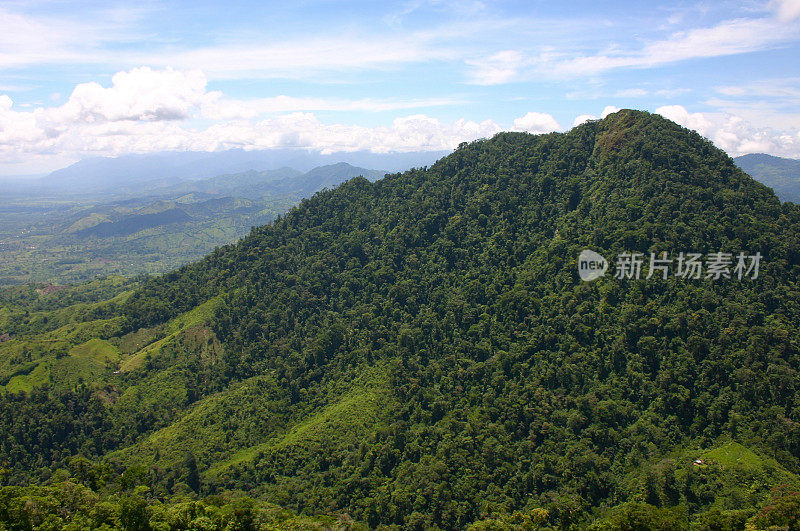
[75,208,192,238]
[734,153,800,203]
[3,110,800,529]
[115,110,800,527]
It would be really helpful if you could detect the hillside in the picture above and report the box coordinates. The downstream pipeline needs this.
[734,153,800,203]
[76,208,192,238]
[1,110,800,529]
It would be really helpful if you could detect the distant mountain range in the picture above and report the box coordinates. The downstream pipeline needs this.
[1,148,448,198]
[0,162,393,285]
[68,162,387,240]
[734,153,800,203]
[5,146,799,205]
[151,162,387,200]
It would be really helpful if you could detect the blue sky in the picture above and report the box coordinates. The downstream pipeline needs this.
[1,0,799,175]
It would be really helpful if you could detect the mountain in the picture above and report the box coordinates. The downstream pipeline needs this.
[10,149,448,198]
[149,167,303,198]
[1,110,800,529]
[734,153,800,203]
[149,163,385,200]
[75,208,193,238]
[0,164,386,286]
[260,162,386,197]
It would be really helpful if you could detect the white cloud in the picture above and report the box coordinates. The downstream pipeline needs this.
[133,33,456,81]
[601,106,621,118]
[715,79,800,102]
[465,50,525,85]
[616,88,648,98]
[3,65,800,175]
[537,10,800,78]
[203,95,465,120]
[772,0,800,21]
[512,112,561,133]
[656,104,800,157]
[703,79,800,130]
[0,3,461,81]
[572,106,621,126]
[655,88,691,98]
[0,95,40,146]
[572,114,596,127]
[0,67,504,172]
[0,6,147,70]
[51,67,213,123]
[656,105,714,134]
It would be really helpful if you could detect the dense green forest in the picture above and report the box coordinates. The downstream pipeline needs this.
[1,110,800,529]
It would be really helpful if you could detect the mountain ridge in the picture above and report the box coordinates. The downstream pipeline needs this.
[7,149,447,197]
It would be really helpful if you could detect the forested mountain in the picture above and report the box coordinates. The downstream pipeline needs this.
[1,110,800,529]
[734,153,800,203]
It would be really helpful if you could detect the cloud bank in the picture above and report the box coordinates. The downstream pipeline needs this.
[0,67,507,173]
[0,67,798,174]
[656,105,800,158]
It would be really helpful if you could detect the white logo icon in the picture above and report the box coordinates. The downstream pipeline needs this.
[578,249,608,281]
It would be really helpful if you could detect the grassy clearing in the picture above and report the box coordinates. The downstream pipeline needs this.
[700,442,765,472]
[206,364,395,479]
[108,374,289,471]
[120,295,222,372]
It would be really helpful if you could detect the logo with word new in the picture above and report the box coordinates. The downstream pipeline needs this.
[577,249,761,282]
[578,249,608,281]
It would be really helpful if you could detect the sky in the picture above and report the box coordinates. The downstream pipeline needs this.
[1,0,799,176]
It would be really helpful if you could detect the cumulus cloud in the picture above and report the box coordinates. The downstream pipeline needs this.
[0,102,502,161]
[570,104,800,159]
[601,106,621,118]
[3,66,798,175]
[0,67,508,172]
[572,106,621,126]
[54,67,213,123]
[0,94,40,146]
[656,104,800,157]
[512,112,561,133]
[572,114,596,127]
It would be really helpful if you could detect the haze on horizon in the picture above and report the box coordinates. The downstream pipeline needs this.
[1,0,799,177]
